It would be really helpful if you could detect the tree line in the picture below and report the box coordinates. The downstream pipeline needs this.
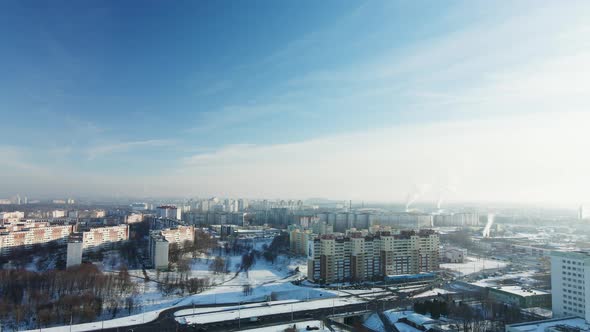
[0,263,136,330]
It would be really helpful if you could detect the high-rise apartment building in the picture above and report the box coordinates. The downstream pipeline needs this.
[289,228,312,256]
[551,251,590,320]
[238,199,249,211]
[148,225,195,269]
[307,229,439,283]
[157,205,182,220]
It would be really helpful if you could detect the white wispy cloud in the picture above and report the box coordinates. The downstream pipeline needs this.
[86,139,175,160]
[0,146,49,174]
[173,111,590,204]
[169,2,590,202]
[186,102,298,134]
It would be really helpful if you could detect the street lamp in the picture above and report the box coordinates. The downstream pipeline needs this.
[332,298,335,316]
[238,301,243,330]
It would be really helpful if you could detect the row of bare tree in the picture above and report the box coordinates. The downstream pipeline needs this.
[0,264,136,330]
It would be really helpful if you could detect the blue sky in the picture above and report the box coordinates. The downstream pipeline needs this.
[2,1,590,203]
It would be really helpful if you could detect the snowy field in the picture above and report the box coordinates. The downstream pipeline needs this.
[120,237,309,312]
[440,256,507,275]
[23,237,324,332]
[22,310,164,332]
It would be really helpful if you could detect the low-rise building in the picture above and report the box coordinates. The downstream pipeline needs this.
[487,286,551,308]
[442,247,467,263]
[506,317,590,332]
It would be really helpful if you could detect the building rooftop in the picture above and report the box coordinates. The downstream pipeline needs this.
[552,250,590,258]
[490,285,550,297]
[506,317,590,332]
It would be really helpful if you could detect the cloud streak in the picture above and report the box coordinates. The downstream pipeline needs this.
[173,112,590,204]
[87,139,175,160]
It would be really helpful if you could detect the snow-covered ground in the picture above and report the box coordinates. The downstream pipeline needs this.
[123,237,309,312]
[22,309,164,332]
[440,256,507,275]
[23,237,322,332]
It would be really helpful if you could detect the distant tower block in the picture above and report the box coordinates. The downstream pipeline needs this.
[579,205,588,220]
[66,240,83,268]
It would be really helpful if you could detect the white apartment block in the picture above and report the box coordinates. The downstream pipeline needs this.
[0,211,25,223]
[551,251,590,320]
[307,229,439,283]
[82,224,129,251]
[149,233,170,269]
[52,210,67,218]
[433,212,479,226]
[160,225,195,245]
[157,205,182,220]
[126,213,144,224]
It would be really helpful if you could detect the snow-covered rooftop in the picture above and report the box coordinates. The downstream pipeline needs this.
[490,285,550,297]
[412,288,456,298]
[506,317,590,332]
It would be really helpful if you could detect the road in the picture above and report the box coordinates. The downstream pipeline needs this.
[90,297,403,332]
[86,280,440,332]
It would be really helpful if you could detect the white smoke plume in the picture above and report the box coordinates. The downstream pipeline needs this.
[483,213,494,237]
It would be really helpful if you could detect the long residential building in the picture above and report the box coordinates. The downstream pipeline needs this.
[433,212,479,226]
[0,223,73,255]
[307,229,439,283]
[81,224,129,251]
[0,211,25,223]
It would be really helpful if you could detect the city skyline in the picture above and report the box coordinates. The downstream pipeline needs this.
[2,1,590,203]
